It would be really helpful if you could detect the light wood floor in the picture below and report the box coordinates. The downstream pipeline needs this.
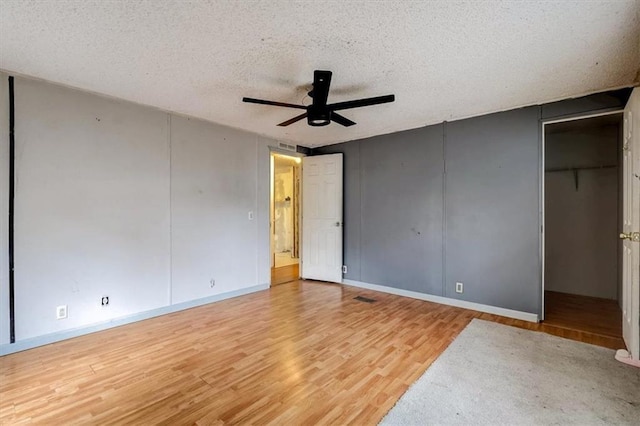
[270,263,299,286]
[543,290,624,349]
[0,281,621,424]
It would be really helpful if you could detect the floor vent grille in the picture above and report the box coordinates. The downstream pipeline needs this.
[354,296,376,303]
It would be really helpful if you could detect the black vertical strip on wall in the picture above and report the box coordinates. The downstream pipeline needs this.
[8,76,15,343]
[441,121,447,298]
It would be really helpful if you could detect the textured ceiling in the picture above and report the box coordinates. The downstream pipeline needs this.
[1,1,639,147]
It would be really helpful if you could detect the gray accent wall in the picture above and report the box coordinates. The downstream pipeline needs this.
[360,126,444,294]
[315,89,631,316]
[445,108,540,313]
[326,141,362,282]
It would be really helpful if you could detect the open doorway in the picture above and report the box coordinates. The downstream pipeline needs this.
[270,153,302,285]
[542,112,624,345]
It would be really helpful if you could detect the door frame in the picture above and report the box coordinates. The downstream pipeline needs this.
[540,109,624,320]
[269,148,304,283]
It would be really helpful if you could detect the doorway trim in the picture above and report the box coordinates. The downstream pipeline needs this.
[540,109,624,320]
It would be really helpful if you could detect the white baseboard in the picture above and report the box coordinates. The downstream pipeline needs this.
[343,279,539,323]
[0,283,269,356]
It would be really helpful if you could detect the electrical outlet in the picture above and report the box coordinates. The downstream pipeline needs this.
[210,279,216,288]
[56,305,67,319]
[342,265,347,274]
[101,296,109,306]
[455,282,464,294]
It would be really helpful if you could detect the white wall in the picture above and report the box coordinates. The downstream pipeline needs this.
[0,73,10,345]
[171,115,263,303]
[14,78,171,340]
[2,75,274,345]
[545,124,619,299]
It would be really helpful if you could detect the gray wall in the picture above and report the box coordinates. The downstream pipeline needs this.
[360,126,444,294]
[545,122,620,299]
[1,74,274,345]
[445,108,540,312]
[316,89,630,316]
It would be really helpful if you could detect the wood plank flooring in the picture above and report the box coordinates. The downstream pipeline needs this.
[270,264,299,286]
[543,290,624,349]
[0,281,622,424]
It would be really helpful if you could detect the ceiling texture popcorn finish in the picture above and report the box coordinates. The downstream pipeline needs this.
[0,0,638,147]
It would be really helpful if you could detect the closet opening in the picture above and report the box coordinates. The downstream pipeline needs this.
[542,112,624,347]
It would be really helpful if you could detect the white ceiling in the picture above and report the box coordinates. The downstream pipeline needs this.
[1,1,639,147]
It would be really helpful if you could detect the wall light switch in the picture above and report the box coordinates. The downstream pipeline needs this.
[248,211,254,220]
[56,305,68,319]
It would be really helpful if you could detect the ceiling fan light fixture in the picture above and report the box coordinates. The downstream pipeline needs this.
[308,108,331,126]
[309,117,331,126]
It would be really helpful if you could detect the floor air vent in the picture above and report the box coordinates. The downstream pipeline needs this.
[354,296,376,303]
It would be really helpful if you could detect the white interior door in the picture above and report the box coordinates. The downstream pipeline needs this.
[617,88,640,366]
[302,153,343,283]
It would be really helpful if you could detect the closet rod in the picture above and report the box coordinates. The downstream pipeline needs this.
[545,165,617,173]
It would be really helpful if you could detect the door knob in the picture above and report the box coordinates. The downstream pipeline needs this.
[619,232,640,242]
[335,222,341,227]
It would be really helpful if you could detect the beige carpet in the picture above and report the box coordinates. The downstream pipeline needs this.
[381,319,640,425]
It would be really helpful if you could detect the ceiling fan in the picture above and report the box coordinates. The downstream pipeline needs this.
[242,70,395,127]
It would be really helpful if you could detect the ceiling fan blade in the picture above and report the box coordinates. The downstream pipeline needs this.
[327,94,395,111]
[312,70,332,106]
[331,112,356,127]
[277,112,308,127]
[242,97,306,110]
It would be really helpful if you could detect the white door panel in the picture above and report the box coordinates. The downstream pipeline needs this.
[618,88,640,366]
[302,154,343,283]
